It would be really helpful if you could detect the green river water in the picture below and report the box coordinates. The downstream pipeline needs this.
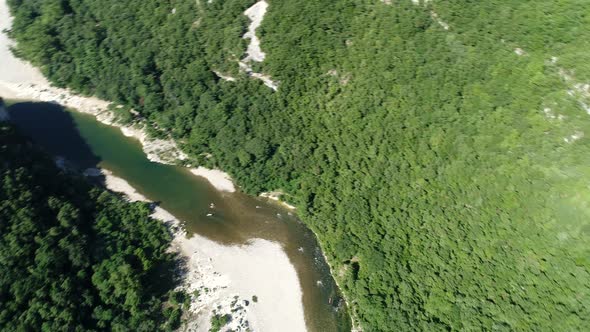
[6,100,350,332]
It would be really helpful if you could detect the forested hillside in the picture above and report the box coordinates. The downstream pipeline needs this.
[0,122,184,331]
[6,0,590,330]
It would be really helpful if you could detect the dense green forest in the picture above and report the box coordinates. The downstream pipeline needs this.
[6,0,590,330]
[0,121,184,331]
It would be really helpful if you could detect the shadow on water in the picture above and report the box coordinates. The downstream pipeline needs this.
[8,101,101,170]
[5,100,351,332]
[6,100,183,304]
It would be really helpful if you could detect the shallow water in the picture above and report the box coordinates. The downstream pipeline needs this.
[6,101,350,332]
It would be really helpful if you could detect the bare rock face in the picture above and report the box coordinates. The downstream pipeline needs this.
[239,1,279,91]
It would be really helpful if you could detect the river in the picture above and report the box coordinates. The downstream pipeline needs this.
[6,100,350,332]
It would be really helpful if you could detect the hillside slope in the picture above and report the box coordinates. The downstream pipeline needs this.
[0,120,184,331]
[6,0,590,330]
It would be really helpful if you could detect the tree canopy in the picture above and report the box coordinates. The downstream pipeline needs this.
[0,122,184,331]
[6,0,590,330]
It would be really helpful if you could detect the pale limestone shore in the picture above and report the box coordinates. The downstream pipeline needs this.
[190,167,236,193]
[260,191,297,210]
[88,168,306,332]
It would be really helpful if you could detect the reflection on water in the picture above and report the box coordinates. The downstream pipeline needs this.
[7,101,350,332]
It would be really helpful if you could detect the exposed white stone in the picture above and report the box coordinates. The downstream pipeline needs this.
[242,1,268,63]
[260,191,296,210]
[514,48,527,56]
[431,11,449,30]
[564,131,584,143]
[250,72,279,91]
[558,68,590,115]
[238,1,279,91]
[213,71,237,82]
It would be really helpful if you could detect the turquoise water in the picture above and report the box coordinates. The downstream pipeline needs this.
[7,100,350,332]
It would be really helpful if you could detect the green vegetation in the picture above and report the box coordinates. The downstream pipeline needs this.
[6,0,590,330]
[0,122,184,331]
[209,314,231,332]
